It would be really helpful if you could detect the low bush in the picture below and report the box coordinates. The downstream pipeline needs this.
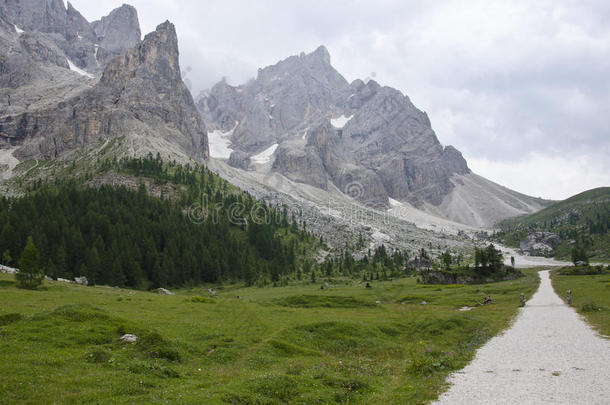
[0,313,22,326]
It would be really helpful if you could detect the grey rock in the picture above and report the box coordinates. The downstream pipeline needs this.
[0,264,17,273]
[519,232,562,257]
[120,333,138,343]
[157,287,174,295]
[1,21,208,162]
[1,1,141,73]
[200,46,469,208]
[74,276,88,286]
[228,150,252,170]
[91,4,141,65]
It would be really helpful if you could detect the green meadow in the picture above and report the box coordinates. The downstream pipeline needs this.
[551,268,610,338]
[0,271,540,404]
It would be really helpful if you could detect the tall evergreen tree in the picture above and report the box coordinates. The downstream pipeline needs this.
[15,236,43,289]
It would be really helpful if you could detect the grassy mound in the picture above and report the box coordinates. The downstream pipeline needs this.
[275,294,374,308]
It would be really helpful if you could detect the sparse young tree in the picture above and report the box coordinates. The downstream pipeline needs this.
[441,250,452,270]
[15,236,43,289]
[571,246,589,266]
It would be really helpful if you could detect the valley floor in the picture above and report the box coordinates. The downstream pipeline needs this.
[435,270,610,404]
[0,272,539,404]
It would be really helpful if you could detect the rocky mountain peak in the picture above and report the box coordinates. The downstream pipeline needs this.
[1,15,208,162]
[306,45,330,64]
[0,1,142,71]
[202,46,473,208]
[100,20,179,91]
[91,4,140,54]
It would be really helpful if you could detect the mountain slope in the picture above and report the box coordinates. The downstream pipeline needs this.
[424,173,550,228]
[200,46,470,209]
[495,187,610,260]
[0,155,323,288]
[0,0,140,71]
[0,3,207,167]
[199,46,547,228]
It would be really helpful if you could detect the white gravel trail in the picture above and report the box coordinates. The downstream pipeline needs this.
[435,270,610,404]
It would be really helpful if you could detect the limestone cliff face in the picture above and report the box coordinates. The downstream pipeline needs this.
[0,20,208,161]
[200,46,469,208]
[0,1,140,71]
[91,4,141,66]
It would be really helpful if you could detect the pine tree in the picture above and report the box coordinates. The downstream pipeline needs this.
[15,236,43,289]
[2,249,11,266]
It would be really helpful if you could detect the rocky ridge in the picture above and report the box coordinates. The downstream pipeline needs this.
[200,46,550,228]
[0,3,207,164]
[0,0,141,72]
[200,46,470,209]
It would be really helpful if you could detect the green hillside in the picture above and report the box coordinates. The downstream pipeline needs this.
[495,187,610,261]
[0,154,324,289]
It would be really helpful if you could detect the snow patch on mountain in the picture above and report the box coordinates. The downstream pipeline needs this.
[389,197,403,207]
[66,59,94,78]
[0,147,20,180]
[208,124,237,159]
[330,114,353,129]
[251,144,278,164]
[14,24,24,35]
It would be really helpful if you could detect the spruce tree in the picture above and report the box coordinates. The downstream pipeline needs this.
[15,236,43,289]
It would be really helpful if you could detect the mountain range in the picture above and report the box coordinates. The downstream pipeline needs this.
[199,46,549,228]
[1,1,550,240]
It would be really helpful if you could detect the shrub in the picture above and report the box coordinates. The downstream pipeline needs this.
[86,350,110,363]
[580,301,603,313]
[188,295,215,303]
[137,331,181,362]
[0,313,22,326]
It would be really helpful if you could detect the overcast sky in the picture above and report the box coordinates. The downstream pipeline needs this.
[72,0,609,200]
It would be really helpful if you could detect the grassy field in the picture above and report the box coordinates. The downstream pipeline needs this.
[551,269,610,338]
[0,271,540,404]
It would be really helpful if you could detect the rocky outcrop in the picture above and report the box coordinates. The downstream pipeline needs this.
[200,46,469,208]
[227,150,252,171]
[0,1,141,72]
[91,4,141,65]
[519,232,562,257]
[1,21,208,161]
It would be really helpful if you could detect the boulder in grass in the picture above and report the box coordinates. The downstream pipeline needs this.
[57,278,72,283]
[519,232,562,257]
[74,276,88,286]
[157,288,174,295]
[120,334,138,343]
[0,265,17,274]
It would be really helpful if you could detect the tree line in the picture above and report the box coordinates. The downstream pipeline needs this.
[0,156,322,289]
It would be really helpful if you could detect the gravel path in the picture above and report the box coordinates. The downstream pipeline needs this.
[435,270,610,404]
